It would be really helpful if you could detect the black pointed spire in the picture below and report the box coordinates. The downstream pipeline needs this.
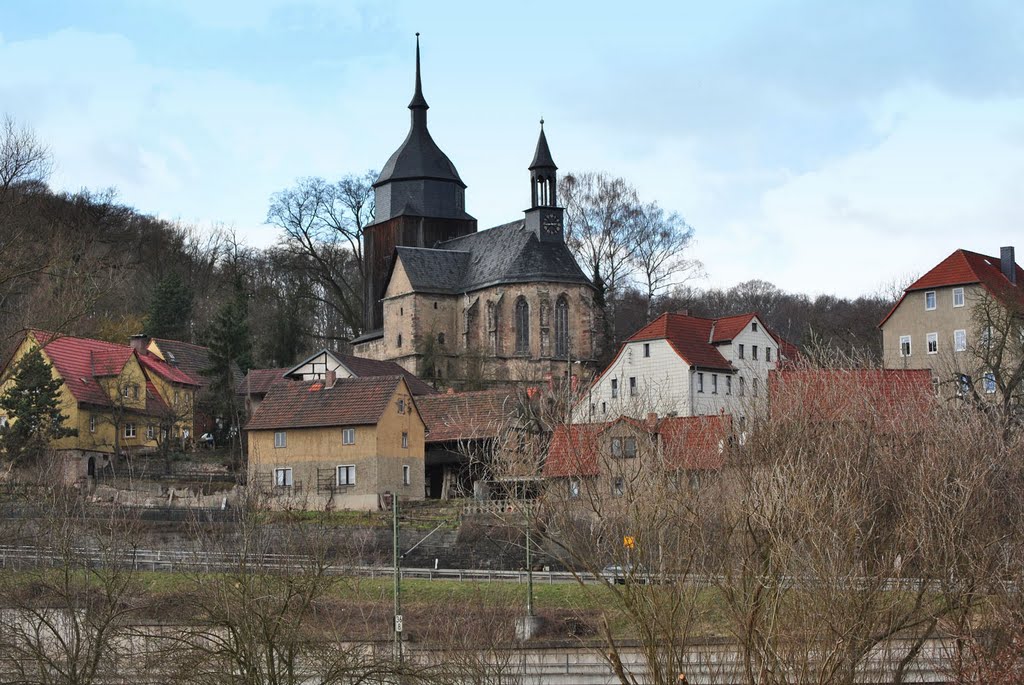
[409,32,428,110]
[530,118,557,171]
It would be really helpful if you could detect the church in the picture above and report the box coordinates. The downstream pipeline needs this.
[352,37,601,385]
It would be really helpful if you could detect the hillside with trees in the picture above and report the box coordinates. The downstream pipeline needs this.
[1,115,895,375]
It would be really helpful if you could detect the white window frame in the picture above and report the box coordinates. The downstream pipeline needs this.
[274,431,286,448]
[402,465,411,486]
[953,287,964,308]
[925,291,937,310]
[927,332,938,355]
[401,432,409,449]
[124,423,136,438]
[397,399,406,414]
[146,425,155,440]
[336,464,355,486]
[984,372,997,394]
[342,428,355,445]
[899,335,912,357]
[275,467,293,487]
[954,329,967,353]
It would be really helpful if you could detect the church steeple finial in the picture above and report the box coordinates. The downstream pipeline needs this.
[409,32,428,110]
[529,119,557,208]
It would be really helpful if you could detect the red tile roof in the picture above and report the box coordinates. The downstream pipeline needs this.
[545,415,730,478]
[709,313,756,343]
[879,249,1024,327]
[417,388,517,443]
[769,368,934,429]
[626,313,733,371]
[137,352,199,387]
[236,368,290,396]
[245,375,407,431]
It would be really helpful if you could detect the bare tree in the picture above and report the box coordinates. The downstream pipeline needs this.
[266,172,376,341]
[631,201,702,318]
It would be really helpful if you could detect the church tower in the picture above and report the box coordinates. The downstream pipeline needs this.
[524,120,565,243]
[361,35,477,336]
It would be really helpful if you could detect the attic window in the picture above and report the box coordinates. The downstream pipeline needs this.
[752,322,758,332]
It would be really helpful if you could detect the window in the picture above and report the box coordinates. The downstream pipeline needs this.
[554,295,569,358]
[624,437,637,458]
[487,301,500,355]
[752,322,758,332]
[274,431,286,448]
[752,345,758,361]
[437,333,445,345]
[89,415,96,433]
[601,401,607,414]
[765,347,772,362]
[739,376,746,396]
[612,477,625,497]
[124,423,136,438]
[697,372,704,393]
[981,326,992,348]
[402,432,409,449]
[931,376,940,396]
[336,465,355,486]
[712,374,718,394]
[954,329,967,353]
[568,479,580,499]
[629,377,637,397]
[397,399,406,414]
[925,291,937,310]
[726,376,732,395]
[342,428,355,445]
[953,287,965,307]
[752,378,759,397]
[984,373,997,394]
[275,467,293,487]
[174,390,179,405]
[611,438,622,457]
[900,335,912,357]
[403,465,411,485]
[643,343,650,358]
[611,379,618,398]
[958,374,972,397]
[146,425,155,440]
[738,344,745,360]
[433,301,438,309]
[515,296,530,354]
[927,332,938,354]
[397,334,403,348]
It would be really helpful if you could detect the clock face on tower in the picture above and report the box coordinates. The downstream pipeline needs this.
[542,213,561,237]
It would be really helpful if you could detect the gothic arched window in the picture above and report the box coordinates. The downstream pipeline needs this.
[487,301,500,356]
[554,295,569,358]
[515,297,530,354]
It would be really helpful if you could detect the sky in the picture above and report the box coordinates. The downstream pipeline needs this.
[1,0,1022,298]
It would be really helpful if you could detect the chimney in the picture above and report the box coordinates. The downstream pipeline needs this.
[1001,246,1017,285]
[325,369,337,389]
[129,334,150,355]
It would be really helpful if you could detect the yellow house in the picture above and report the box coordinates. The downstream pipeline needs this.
[0,331,200,481]
[246,374,426,510]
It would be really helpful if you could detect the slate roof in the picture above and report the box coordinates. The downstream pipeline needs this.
[246,375,406,431]
[879,249,1024,327]
[393,220,592,295]
[545,415,729,478]
[417,388,516,443]
[236,368,290,397]
[152,338,240,391]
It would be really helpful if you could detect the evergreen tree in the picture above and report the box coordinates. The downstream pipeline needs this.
[204,283,253,453]
[145,272,193,340]
[0,347,77,466]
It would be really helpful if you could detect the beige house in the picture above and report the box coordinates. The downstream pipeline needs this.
[246,373,425,510]
[880,247,1022,396]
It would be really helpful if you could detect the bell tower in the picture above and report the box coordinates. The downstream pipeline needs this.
[524,119,565,243]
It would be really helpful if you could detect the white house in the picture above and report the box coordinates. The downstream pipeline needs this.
[577,312,793,426]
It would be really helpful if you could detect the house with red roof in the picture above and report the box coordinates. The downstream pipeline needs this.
[544,414,730,500]
[576,311,793,425]
[0,330,201,481]
[879,246,1021,396]
[245,373,425,510]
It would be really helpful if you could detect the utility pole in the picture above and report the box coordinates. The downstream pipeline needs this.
[393,493,403,664]
[525,501,534,617]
